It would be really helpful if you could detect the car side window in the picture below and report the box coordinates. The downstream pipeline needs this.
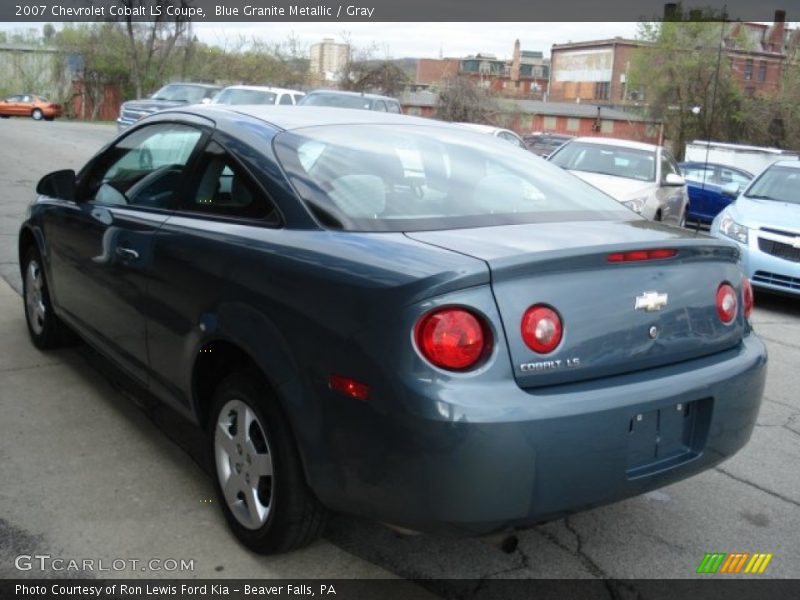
[21,95,32,103]
[373,100,388,112]
[7,95,21,102]
[681,165,714,183]
[292,94,304,104]
[720,168,750,186]
[185,141,280,224]
[279,94,293,105]
[83,123,203,209]
[387,101,402,114]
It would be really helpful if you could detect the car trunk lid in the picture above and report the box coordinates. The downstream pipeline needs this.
[406,220,746,388]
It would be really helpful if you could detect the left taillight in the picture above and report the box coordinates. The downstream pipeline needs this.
[415,307,491,371]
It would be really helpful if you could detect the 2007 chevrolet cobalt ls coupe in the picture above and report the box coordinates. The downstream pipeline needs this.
[19,106,766,554]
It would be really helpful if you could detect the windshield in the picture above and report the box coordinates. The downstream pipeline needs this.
[274,124,633,232]
[300,93,372,110]
[744,165,800,204]
[550,142,656,182]
[212,89,278,105]
[150,84,211,103]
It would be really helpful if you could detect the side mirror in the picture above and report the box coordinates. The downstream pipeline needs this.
[36,169,76,200]
[664,173,685,186]
[721,182,741,198]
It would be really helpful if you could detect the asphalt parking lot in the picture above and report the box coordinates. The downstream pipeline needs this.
[0,119,798,592]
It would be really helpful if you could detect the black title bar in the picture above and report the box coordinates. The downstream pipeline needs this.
[0,0,793,23]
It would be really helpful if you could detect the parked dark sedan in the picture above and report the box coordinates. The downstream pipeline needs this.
[20,106,766,554]
[679,161,753,225]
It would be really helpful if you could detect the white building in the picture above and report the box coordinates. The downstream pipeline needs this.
[309,38,351,82]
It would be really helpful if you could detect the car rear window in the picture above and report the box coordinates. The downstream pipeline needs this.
[213,89,277,105]
[550,142,656,182]
[300,93,372,110]
[273,124,632,232]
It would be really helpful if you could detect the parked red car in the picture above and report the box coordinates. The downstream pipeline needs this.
[0,94,63,121]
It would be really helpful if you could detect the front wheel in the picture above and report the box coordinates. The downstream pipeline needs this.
[209,371,327,554]
[31,108,43,121]
[22,247,74,349]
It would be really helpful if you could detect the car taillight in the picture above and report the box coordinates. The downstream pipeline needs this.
[521,305,563,353]
[716,283,737,324]
[415,307,490,371]
[742,278,754,319]
[607,248,677,262]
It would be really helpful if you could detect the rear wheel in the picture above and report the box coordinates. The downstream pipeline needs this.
[22,246,74,349]
[209,371,327,554]
[31,108,43,121]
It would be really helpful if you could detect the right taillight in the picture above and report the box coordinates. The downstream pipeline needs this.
[716,283,738,324]
[742,277,754,319]
[415,307,491,371]
[521,305,563,353]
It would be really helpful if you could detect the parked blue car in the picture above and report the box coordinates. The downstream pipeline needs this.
[20,106,766,554]
[711,160,800,296]
[679,161,753,225]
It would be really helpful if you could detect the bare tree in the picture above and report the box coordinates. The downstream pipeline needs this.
[117,0,191,98]
[436,76,498,124]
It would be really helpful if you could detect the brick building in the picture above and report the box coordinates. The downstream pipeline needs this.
[498,100,662,144]
[548,38,644,105]
[548,11,799,105]
[414,40,549,98]
[725,12,799,97]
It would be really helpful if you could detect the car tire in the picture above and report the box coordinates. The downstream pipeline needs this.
[31,109,43,121]
[22,246,76,349]
[209,370,328,554]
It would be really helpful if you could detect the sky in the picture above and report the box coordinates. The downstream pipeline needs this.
[191,22,642,59]
[0,21,641,59]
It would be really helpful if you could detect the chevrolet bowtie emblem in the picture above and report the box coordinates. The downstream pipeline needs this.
[635,291,669,312]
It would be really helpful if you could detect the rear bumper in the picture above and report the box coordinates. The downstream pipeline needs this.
[304,334,766,534]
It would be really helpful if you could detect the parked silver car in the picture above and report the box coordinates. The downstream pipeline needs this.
[549,137,689,226]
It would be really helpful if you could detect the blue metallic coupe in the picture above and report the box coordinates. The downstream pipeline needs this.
[19,106,767,554]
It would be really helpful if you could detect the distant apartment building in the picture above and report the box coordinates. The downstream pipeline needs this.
[309,38,351,82]
[549,10,799,105]
[415,40,550,98]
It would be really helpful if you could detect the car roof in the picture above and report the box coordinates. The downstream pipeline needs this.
[163,82,221,89]
[772,160,800,169]
[678,161,753,173]
[166,105,452,131]
[304,89,398,102]
[219,85,304,95]
[571,136,659,152]
[457,123,504,135]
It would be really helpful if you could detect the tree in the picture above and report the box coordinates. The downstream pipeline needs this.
[436,77,498,124]
[628,12,748,159]
[116,0,192,98]
[55,24,130,119]
[340,60,410,97]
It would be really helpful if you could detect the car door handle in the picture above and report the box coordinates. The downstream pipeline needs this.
[116,247,140,261]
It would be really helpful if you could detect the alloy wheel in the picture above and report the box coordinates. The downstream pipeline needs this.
[214,399,274,530]
[25,259,46,335]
